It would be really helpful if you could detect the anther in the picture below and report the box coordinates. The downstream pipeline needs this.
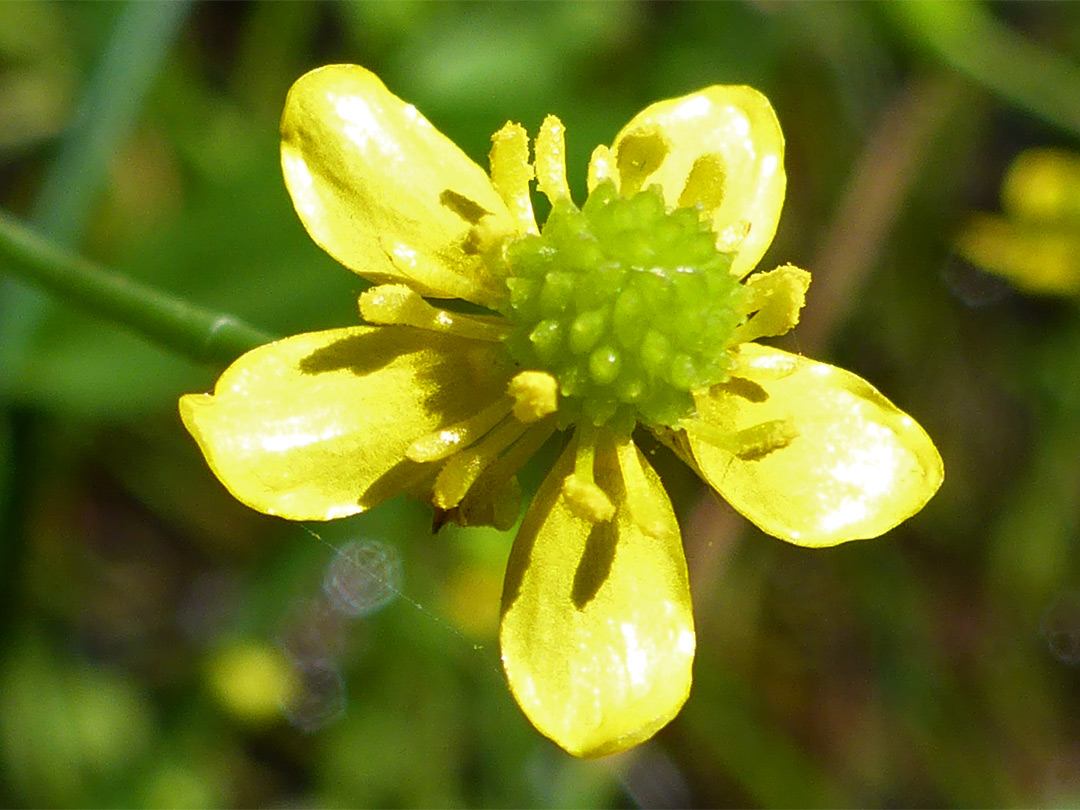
[729,264,811,345]
[586,145,615,193]
[564,425,615,523]
[535,115,571,204]
[449,418,556,530]
[508,371,558,423]
[433,416,530,509]
[489,121,538,236]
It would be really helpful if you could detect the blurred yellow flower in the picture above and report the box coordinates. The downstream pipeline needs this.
[206,641,296,725]
[180,65,943,757]
[956,147,1080,295]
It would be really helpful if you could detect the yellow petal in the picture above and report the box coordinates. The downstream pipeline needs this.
[500,434,695,758]
[681,344,943,547]
[280,64,516,308]
[954,213,1080,295]
[610,86,786,279]
[180,326,513,521]
[1002,147,1080,224]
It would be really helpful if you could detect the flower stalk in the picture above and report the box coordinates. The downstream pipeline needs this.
[0,209,275,366]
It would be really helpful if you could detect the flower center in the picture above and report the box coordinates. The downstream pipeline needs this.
[502,180,748,435]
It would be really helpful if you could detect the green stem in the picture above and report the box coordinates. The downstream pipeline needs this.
[0,0,194,378]
[0,210,276,366]
[31,1,192,244]
[887,1,1080,140]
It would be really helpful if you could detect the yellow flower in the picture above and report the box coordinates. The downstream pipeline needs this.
[180,65,943,758]
[956,147,1080,295]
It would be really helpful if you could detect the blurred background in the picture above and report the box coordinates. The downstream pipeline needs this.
[3,1,1080,806]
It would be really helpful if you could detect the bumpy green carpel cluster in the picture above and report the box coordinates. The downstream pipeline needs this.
[501,180,748,435]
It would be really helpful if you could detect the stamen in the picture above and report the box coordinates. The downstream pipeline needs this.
[465,214,511,259]
[508,370,558,423]
[586,144,614,193]
[432,416,530,510]
[406,396,514,463]
[462,216,513,311]
[535,115,572,204]
[729,264,811,345]
[680,416,799,460]
[564,424,615,522]
[614,439,669,538]
[359,284,512,341]
[489,122,538,235]
[460,475,521,532]
[452,417,557,530]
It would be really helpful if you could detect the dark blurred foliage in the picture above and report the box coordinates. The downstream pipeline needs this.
[3,1,1080,806]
